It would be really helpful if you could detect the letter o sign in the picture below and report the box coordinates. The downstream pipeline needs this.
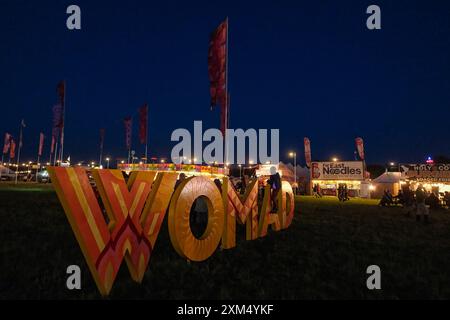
[168,176,224,261]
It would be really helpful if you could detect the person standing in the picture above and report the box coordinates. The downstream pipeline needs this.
[267,166,281,213]
[415,184,429,224]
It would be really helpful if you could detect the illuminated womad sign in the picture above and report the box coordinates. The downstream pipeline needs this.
[48,167,295,295]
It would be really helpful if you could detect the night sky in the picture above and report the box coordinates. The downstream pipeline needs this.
[1,0,450,166]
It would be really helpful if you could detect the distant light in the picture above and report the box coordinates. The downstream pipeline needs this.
[390,162,395,166]
[105,157,110,161]
[289,152,295,157]
[369,185,376,191]
[160,159,165,163]
[121,160,125,164]
[426,156,434,164]
[332,157,338,162]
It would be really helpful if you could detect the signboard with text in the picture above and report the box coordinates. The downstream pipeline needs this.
[311,161,364,180]
[400,163,450,183]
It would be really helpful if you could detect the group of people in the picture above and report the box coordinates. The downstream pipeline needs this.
[379,183,450,223]
[312,183,322,198]
[337,183,350,202]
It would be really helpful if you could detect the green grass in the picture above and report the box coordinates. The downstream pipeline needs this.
[1,184,450,299]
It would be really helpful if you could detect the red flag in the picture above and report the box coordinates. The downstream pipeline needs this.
[99,128,105,150]
[10,139,16,159]
[3,133,11,154]
[124,117,132,150]
[304,137,312,168]
[52,104,63,138]
[38,133,45,157]
[139,104,148,145]
[355,137,365,160]
[208,19,228,134]
[57,80,66,108]
[56,81,66,151]
[50,135,55,154]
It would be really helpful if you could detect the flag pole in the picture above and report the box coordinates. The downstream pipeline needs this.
[59,81,66,164]
[36,155,40,183]
[54,140,59,166]
[145,107,148,164]
[224,17,229,166]
[15,121,23,184]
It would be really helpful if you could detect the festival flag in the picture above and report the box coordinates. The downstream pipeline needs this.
[139,104,148,145]
[50,135,55,154]
[208,19,228,134]
[56,81,66,159]
[19,119,26,148]
[124,117,132,150]
[57,80,66,107]
[304,137,312,168]
[10,139,16,159]
[52,104,63,138]
[38,132,45,157]
[3,133,11,154]
[355,137,365,160]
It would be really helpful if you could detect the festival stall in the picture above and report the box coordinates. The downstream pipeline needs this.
[400,163,450,194]
[310,161,370,198]
[371,171,401,198]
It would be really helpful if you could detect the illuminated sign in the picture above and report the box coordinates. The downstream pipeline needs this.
[48,167,295,295]
[401,163,450,183]
[311,161,364,180]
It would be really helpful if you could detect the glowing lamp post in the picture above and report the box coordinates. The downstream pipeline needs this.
[289,152,297,194]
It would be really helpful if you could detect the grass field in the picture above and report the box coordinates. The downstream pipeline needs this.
[1,183,450,299]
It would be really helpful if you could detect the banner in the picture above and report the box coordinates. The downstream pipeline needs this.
[3,133,11,154]
[311,161,364,180]
[56,81,65,150]
[355,137,365,160]
[38,132,45,157]
[304,137,311,168]
[52,104,63,139]
[401,164,450,183]
[19,119,26,148]
[208,19,228,133]
[50,135,55,154]
[124,116,132,150]
[10,139,16,159]
[139,104,148,145]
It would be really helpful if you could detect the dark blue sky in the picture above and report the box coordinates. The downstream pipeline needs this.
[1,0,450,165]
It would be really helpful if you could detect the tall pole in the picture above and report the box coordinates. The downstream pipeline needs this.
[53,141,59,166]
[99,148,103,168]
[224,17,229,166]
[36,155,40,182]
[15,123,23,184]
[59,81,66,164]
[294,153,297,194]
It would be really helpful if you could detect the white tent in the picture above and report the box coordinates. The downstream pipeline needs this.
[372,171,402,197]
[373,172,401,184]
